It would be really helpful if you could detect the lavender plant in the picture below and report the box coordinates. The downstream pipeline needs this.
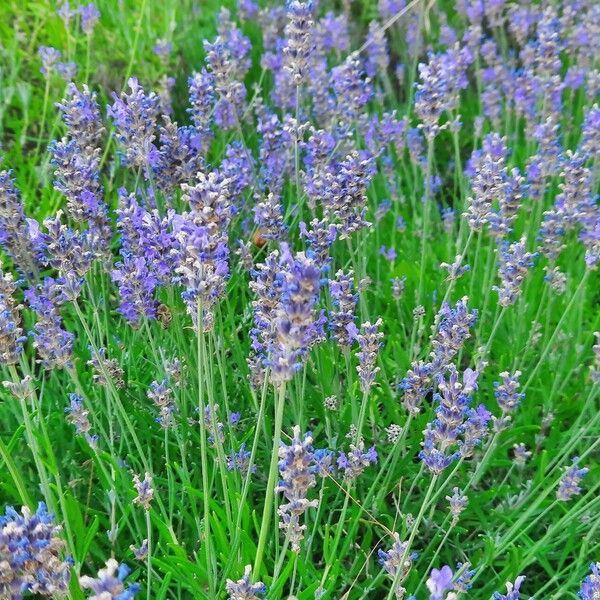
[0,1,598,599]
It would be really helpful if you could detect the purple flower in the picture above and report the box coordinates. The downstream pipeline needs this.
[276,426,318,551]
[415,44,472,139]
[267,245,324,385]
[283,1,314,86]
[492,575,527,600]
[25,277,74,370]
[80,558,140,600]
[107,78,160,170]
[187,69,215,150]
[419,366,478,474]
[0,271,26,365]
[337,440,377,479]
[557,457,589,502]
[66,393,97,447]
[226,565,266,599]
[379,245,397,261]
[253,192,286,241]
[299,219,337,270]
[426,565,454,600]
[493,237,537,307]
[494,371,524,413]
[39,46,61,76]
[79,3,100,35]
[0,171,41,276]
[227,443,255,476]
[328,270,357,349]
[112,256,158,327]
[0,502,71,596]
[132,472,154,510]
[147,379,176,428]
[364,20,389,78]
[351,318,384,394]
[378,533,413,595]
[153,38,173,60]
[580,562,600,600]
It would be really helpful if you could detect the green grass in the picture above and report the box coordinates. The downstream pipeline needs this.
[0,1,599,599]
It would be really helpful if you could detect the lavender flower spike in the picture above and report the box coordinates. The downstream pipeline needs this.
[493,237,537,307]
[132,472,154,510]
[0,502,71,597]
[492,575,529,600]
[0,270,26,365]
[276,426,318,551]
[226,565,266,599]
[579,562,600,600]
[283,1,314,86]
[79,558,140,599]
[426,565,454,600]
[378,533,412,599]
[351,318,384,394]
[556,457,589,501]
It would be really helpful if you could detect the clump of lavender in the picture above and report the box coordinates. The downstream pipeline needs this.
[556,457,588,502]
[80,558,140,599]
[329,270,356,350]
[331,52,372,125]
[351,318,384,394]
[66,393,97,448]
[0,502,71,597]
[283,1,314,86]
[107,77,160,170]
[378,533,412,599]
[579,562,600,600]
[41,211,94,278]
[364,20,389,78]
[130,539,148,561]
[337,439,377,479]
[493,237,537,307]
[0,270,26,365]
[226,565,266,600]
[147,380,177,428]
[276,426,318,551]
[400,361,434,416]
[132,472,154,510]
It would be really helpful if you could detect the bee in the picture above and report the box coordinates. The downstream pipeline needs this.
[253,229,267,248]
[157,303,172,329]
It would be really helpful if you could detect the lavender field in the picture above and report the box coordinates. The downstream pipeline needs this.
[0,0,599,598]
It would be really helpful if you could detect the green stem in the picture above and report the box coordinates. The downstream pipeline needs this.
[253,382,287,580]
